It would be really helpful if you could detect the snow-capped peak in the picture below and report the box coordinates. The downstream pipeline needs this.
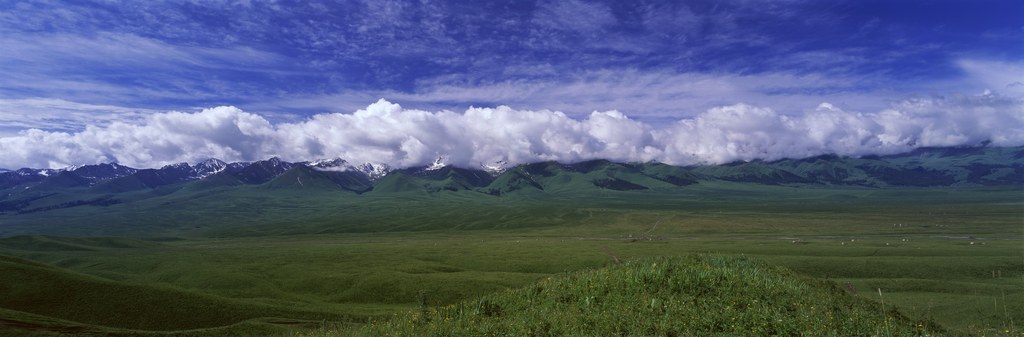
[307,158,350,171]
[63,164,84,172]
[356,163,393,181]
[195,158,228,177]
[481,160,508,177]
[426,156,449,171]
[196,158,227,170]
[29,168,57,176]
[162,162,192,170]
[63,162,139,180]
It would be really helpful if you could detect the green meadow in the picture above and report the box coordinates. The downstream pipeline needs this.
[0,183,1020,336]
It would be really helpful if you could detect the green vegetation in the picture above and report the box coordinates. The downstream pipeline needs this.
[0,184,1018,335]
[0,254,344,331]
[0,148,1019,336]
[336,255,945,336]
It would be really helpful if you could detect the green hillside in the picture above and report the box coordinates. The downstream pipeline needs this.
[0,254,340,331]
[264,164,367,192]
[181,172,246,191]
[32,172,93,190]
[336,255,944,336]
[87,174,155,193]
[638,162,707,186]
[482,167,544,195]
[760,146,1024,187]
[687,161,814,185]
[368,171,429,195]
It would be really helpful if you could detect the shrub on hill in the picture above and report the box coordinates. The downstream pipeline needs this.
[324,255,942,336]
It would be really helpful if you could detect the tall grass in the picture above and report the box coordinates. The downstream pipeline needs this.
[309,255,942,336]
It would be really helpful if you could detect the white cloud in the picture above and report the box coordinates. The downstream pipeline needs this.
[0,105,282,169]
[0,95,1020,170]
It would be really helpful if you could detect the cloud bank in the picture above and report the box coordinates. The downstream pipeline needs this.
[1,95,1021,170]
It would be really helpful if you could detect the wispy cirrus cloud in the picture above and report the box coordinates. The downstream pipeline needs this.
[267,67,898,121]
[3,0,1015,115]
[0,98,156,132]
[0,31,305,104]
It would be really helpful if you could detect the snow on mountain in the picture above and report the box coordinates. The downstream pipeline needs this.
[194,158,228,178]
[69,163,138,180]
[162,162,191,170]
[307,158,351,171]
[223,161,252,174]
[426,156,449,171]
[157,162,201,180]
[17,168,56,176]
[356,163,393,181]
[481,160,508,177]
[232,157,295,184]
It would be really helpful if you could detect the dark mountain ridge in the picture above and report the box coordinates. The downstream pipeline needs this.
[0,146,1019,237]
[1,146,1020,209]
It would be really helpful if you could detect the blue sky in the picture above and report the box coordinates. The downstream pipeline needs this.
[0,0,1022,169]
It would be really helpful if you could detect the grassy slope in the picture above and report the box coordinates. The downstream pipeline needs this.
[0,254,345,331]
[337,255,945,336]
[0,235,164,251]
[0,306,336,337]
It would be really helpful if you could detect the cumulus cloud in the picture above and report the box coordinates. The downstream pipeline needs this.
[1,96,1021,170]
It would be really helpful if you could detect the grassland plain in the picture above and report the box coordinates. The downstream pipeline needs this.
[0,185,1020,336]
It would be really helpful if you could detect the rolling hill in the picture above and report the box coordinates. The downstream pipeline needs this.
[0,252,339,333]
[339,255,946,336]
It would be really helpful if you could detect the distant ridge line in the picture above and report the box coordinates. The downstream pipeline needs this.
[0,146,1020,201]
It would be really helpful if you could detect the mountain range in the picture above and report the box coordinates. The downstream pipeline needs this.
[0,145,1020,224]
[4,146,1021,193]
